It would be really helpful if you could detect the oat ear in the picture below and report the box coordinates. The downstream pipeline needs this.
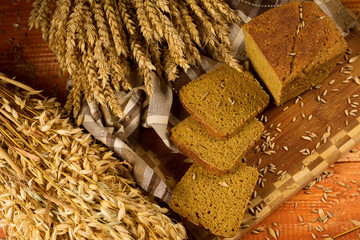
[0,73,188,239]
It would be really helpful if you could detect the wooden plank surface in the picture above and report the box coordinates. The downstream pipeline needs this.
[0,0,68,103]
[0,1,360,240]
[242,160,360,240]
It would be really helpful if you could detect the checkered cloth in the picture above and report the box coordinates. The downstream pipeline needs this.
[80,0,358,204]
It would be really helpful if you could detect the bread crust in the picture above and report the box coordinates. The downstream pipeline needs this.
[242,1,347,105]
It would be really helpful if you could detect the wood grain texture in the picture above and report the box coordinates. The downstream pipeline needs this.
[242,161,360,240]
[0,0,68,103]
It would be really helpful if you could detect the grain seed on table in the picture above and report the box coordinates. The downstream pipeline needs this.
[349,55,359,63]
[268,227,277,239]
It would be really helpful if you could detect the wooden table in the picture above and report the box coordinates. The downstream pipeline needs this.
[242,147,360,240]
[0,1,359,239]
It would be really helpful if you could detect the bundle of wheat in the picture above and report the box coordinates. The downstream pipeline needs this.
[28,0,242,118]
[0,73,187,239]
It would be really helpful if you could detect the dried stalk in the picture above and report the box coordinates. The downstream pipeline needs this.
[0,73,187,240]
[29,0,242,118]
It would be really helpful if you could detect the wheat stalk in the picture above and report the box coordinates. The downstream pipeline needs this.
[163,46,179,82]
[29,0,52,41]
[168,0,201,66]
[104,0,128,58]
[178,1,201,46]
[29,0,243,118]
[208,0,243,24]
[48,0,72,72]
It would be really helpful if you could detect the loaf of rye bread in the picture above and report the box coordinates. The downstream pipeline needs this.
[242,1,347,105]
[171,116,264,175]
[170,162,258,237]
[179,65,269,139]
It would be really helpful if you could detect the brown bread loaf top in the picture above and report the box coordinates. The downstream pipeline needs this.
[179,65,269,139]
[242,1,347,105]
[171,116,264,175]
[169,162,258,237]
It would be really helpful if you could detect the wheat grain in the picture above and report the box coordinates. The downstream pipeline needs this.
[155,3,189,70]
[30,0,240,118]
[64,0,84,76]
[104,0,128,57]
[163,47,179,82]
[136,0,156,42]
[178,1,201,46]
[207,0,243,24]
[169,0,201,66]
[91,0,112,49]
[29,0,52,41]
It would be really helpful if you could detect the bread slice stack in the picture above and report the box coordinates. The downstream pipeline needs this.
[179,64,269,139]
[169,65,269,237]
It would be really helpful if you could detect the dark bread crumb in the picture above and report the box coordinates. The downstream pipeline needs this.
[171,117,264,175]
[170,162,258,237]
[179,65,269,139]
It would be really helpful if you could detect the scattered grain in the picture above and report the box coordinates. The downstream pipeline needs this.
[218,181,229,187]
[314,84,322,89]
[269,227,277,239]
[349,55,358,63]
[338,181,346,187]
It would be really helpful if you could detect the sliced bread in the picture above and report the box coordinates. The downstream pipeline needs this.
[169,162,258,237]
[179,65,269,139]
[171,116,264,175]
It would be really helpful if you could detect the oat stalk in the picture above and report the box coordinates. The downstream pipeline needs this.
[333,225,360,239]
[0,73,187,240]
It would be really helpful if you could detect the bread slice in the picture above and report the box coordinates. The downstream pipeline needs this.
[170,162,258,237]
[242,1,347,105]
[171,116,264,175]
[179,65,269,139]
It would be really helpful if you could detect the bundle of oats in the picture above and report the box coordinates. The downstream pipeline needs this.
[28,0,242,118]
[0,73,187,240]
